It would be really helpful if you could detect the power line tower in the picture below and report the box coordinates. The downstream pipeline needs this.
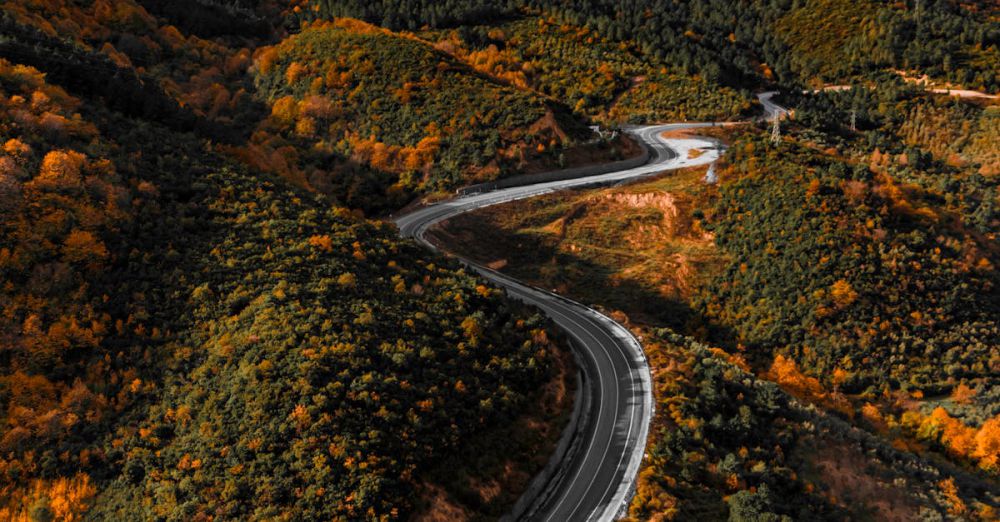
[850,109,857,132]
[770,115,781,144]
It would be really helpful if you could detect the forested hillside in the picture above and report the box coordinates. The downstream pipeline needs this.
[527,0,999,91]
[0,0,624,216]
[0,0,997,520]
[419,16,754,123]
[294,0,999,92]
[627,329,998,521]
[696,86,1000,487]
[3,0,993,215]
[432,87,1000,519]
[0,57,562,520]
[250,19,594,207]
[0,0,587,515]
[703,132,998,394]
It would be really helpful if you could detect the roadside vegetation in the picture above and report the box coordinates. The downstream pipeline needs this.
[0,0,997,520]
[431,165,725,329]
[436,86,1000,518]
[627,329,998,521]
[0,2,575,519]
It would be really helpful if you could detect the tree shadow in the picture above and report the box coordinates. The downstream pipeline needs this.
[430,210,727,335]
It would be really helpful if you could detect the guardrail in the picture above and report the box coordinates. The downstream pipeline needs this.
[456,142,651,196]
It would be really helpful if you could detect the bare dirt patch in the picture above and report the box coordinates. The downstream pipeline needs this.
[414,484,473,522]
[803,440,922,521]
[659,124,745,141]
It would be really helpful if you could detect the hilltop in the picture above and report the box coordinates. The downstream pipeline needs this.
[249,19,600,209]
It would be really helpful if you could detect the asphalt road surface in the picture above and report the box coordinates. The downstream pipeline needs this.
[394,122,724,521]
[758,91,790,120]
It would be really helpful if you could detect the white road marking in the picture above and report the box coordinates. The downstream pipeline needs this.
[392,110,772,520]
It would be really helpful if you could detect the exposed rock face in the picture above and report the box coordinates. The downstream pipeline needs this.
[601,191,682,236]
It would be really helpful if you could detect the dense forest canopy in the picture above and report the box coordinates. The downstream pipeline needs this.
[0,0,573,516]
[0,56,560,519]
[627,330,999,521]
[427,82,1000,519]
[293,0,1000,92]
[0,0,996,520]
[251,18,591,205]
[418,16,756,122]
[703,131,998,392]
[688,84,1000,516]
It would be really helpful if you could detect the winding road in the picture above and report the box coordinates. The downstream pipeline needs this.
[758,91,790,120]
[395,95,784,521]
[394,125,722,521]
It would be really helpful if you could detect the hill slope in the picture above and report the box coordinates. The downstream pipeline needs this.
[0,1,997,520]
[430,87,1000,519]
[0,56,563,520]
[251,19,593,201]
[419,16,755,123]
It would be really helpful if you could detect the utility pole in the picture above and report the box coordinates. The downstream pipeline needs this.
[770,115,781,144]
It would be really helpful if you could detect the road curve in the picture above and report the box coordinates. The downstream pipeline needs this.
[394,124,722,521]
[758,91,790,120]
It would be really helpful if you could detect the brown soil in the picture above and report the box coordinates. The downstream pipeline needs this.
[527,108,571,143]
[805,440,921,521]
[659,124,745,141]
[413,484,473,522]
